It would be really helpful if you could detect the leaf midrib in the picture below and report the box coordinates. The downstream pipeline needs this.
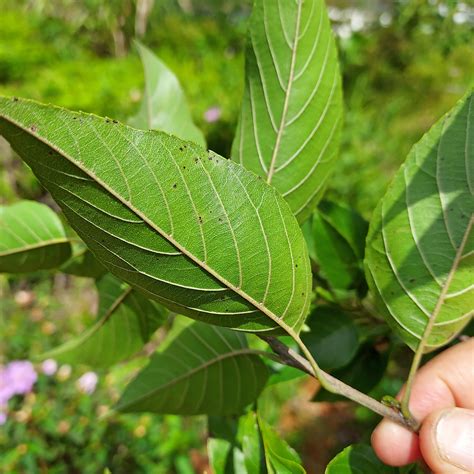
[0,237,70,257]
[266,0,302,184]
[117,348,266,409]
[1,112,293,335]
[42,285,133,358]
[417,215,473,352]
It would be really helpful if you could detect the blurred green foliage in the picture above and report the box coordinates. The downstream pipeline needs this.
[0,0,472,472]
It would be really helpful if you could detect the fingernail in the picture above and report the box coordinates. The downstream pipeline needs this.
[436,409,474,472]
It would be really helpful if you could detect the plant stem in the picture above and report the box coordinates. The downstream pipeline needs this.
[260,335,420,431]
[401,216,473,419]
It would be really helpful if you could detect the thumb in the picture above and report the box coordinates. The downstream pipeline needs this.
[419,407,474,473]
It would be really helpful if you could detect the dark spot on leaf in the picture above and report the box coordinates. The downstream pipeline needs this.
[208,156,212,161]
[12,97,18,102]
[218,217,222,222]
[113,119,118,124]
[73,117,77,120]
[301,292,305,296]
[30,124,37,132]
[172,184,177,189]
[179,147,184,151]
[295,264,298,268]
[48,151,53,156]
[198,216,203,224]
[194,158,199,163]
[409,278,416,283]
[183,166,186,170]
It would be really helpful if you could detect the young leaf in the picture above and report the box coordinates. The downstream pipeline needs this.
[60,240,106,278]
[40,274,166,367]
[129,42,206,147]
[116,319,269,415]
[325,444,396,473]
[258,415,306,473]
[365,91,473,351]
[232,0,343,222]
[302,305,359,371]
[0,200,71,272]
[0,97,312,334]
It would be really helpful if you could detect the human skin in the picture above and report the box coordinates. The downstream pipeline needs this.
[372,337,474,473]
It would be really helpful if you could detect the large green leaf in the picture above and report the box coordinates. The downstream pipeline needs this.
[325,444,396,474]
[129,42,206,147]
[0,97,312,334]
[365,91,473,351]
[0,200,71,272]
[41,274,166,367]
[231,0,343,222]
[116,319,269,415]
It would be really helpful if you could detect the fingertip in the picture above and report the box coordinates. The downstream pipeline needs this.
[371,418,421,466]
[419,408,474,474]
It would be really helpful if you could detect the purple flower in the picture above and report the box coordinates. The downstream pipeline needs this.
[41,359,58,376]
[76,372,98,394]
[0,411,7,425]
[204,106,221,123]
[0,361,37,403]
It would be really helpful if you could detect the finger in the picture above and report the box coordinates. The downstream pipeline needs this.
[419,408,474,473]
[372,338,474,466]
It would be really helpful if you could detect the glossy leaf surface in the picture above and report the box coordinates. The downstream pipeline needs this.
[232,0,343,221]
[129,42,206,147]
[311,201,368,291]
[42,274,166,367]
[0,97,312,334]
[258,415,306,473]
[302,305,359,371]
[365,92,473,351]
[116,319,269,415]
[325,444,396,473]
[0,200,71,273]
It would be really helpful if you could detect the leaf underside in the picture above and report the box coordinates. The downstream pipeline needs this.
[232,0,343,222]
[41,274,166,367]
[365,91,473,351]
[0,200,71,272]
[116,319,269,415]
[0,97,311,334]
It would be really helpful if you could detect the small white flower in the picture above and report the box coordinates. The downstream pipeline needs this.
[41,359,58,376]
[76,372,98,395]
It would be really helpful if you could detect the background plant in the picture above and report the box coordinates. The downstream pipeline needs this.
[0,0,474,474]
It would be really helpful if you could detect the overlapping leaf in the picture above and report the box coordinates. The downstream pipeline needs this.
[0,200,71,272]
[116,319,269,415]
[232,0,343,222]
[129,42,206,147]
[42,274,166,367]
[365,91,473,351]
[0,97,312,334]
[302,305,359,371]
[325,444,396,474]
[61,240,106,278]
[311,201,368,291]
[208,411,306,474]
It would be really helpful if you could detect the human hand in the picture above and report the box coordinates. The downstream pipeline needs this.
[372,337,474,473]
